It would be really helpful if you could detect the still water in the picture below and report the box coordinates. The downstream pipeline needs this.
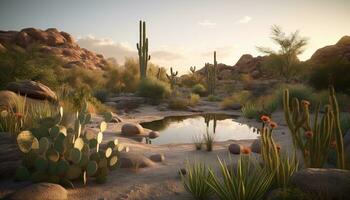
[141,113,259,145]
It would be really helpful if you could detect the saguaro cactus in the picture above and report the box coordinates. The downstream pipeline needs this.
[283,86,345,169]
[206,51,217,95]
[190,66,196,74]
[137,20,151,80]
[166,67,178,89]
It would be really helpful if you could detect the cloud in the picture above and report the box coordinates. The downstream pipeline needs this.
[152,50,184,61]
[198,20,216,27]
[236,16,252,24]
[76,35,137,63]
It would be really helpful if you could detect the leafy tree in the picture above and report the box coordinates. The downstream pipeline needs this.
[257,25,308,82]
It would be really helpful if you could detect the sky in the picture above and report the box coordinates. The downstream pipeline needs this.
[1,0,349,74]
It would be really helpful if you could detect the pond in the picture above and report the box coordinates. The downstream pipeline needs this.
[141,113,259,145]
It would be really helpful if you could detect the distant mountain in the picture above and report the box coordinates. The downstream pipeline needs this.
[0,28,108,70]
[308,36,350,64]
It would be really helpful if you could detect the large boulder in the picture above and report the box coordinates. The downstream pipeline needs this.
[10,183,67,200]
[6,80,57,101]
[291,168,350,199]
[121,123,144,136]
[0,90,21,110]
[118,152,155,168]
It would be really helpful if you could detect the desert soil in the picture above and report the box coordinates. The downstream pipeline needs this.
[0,101,293,200]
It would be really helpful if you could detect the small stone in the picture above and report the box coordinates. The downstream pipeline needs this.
[149,154,165,162]
[250,139,261,153]
[179,168,186,175]
[228,143,242,154]
[149,131,160,139]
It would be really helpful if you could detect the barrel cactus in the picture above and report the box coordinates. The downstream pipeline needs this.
[14,102,127,187]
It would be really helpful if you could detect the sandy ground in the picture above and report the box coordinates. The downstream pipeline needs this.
[0,101,293,200]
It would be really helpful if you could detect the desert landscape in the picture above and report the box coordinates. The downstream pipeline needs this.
[1,1,350,200]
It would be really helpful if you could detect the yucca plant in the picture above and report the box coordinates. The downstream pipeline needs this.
[207,156,274,200]
[193,134,203,150]
[203,129,215,151]
[181,161,213,200]
[260,116,299,188]
[283,86,345,168]
[241,103,260,120]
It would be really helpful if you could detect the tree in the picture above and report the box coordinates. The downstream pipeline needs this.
[257,25,308,82]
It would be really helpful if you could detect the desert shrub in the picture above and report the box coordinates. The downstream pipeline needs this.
[189,94,200,107]
[207,156,274,200]
[256,94,280,114]
[93,89,109,102]
[192,84,206,96]
[168,98,189,110]
[181,74,203,88]
[207,95,220,102]
[241,103,261,120]
[137,77,171,102]
[203,129,215,151]
[220,90,252,109]
[193,134,203,150]
[181,161,213,200]
[309,59,350,94]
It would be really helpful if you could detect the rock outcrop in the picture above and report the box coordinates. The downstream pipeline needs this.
[308,36,350,64]
[9,183,68,200]
[0,28,108,70]
[6,80,57,101]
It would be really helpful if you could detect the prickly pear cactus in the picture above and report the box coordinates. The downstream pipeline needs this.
[14,102,128,187]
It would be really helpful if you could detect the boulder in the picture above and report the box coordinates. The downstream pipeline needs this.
[250,139,261,153]
[121,123,144,136]
[0,90,21,110]
[6,80,57,101]
[228,143,242,154]
[148,131,160,139]
[149,154,165,162]
[10,183,67,200]
[118,152,155,168]
[291,168,350,199]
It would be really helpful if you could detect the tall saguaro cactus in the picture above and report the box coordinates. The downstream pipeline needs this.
[206,51,217,95]
[190,66,196,74]
[166,67,178,89]
[137,20,151,80]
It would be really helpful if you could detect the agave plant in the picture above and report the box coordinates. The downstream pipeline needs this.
[181,161,213,200]
[14,102,126,187]
[207,156,274,200]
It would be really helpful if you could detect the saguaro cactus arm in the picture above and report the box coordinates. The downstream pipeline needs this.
[137,20,151,79]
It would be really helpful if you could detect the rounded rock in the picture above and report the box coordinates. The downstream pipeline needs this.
[121,123,144,136]
[228,143,242,154]
[250,139,261,153]
[149,154,165,162]
[10,183,67,200]
[148,131,160,139]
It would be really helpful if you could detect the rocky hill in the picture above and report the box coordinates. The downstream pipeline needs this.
[308,36,350,64]
[0,28,108,70]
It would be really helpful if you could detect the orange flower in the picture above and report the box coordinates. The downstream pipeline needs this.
[241,146,251,154]
[301,100,310,107]
[269,121,278,129]
[305,131,313,139]
[260,115,271,123]
[330,140,337,149]
[14,112,23,119]
[276,144,281,152]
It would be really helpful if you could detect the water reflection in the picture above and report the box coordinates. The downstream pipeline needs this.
[141,113,258,145]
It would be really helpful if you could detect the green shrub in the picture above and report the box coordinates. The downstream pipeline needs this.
[207,156,274,200]
[137,78,171,102]
[241,104,260,120]
[207,95,220,102]
[189,94,200,107]
[220,90,252,109]
[192,84,207,96]
[203,129,215,151]
[309,59,350,94]
[192,134,203,150]
[168,98,189,110]
[181,161,213,200]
